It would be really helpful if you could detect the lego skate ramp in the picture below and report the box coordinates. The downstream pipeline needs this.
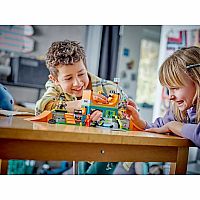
[24,110,52,122]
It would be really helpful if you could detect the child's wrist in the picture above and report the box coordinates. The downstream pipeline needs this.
[137,119,146,130]
[130,117,146,130]
[45,101,56,111]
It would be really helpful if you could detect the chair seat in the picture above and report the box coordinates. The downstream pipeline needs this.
[187,163,200,175]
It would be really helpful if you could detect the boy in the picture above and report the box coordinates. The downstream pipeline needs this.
[36,39,133,174]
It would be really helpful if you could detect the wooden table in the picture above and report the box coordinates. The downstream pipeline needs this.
[0,116,193,174]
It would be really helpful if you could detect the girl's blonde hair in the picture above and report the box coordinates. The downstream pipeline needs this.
[159,46,200,123]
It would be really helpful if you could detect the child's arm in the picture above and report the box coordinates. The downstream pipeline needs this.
[182,123,200,147]
[126,100,178,131]
[145,121,183,136]
[146,121,200,147]
[126,99,146,130]
[44,99,82,112]
[35,80,61,115]
[35,80,82,115]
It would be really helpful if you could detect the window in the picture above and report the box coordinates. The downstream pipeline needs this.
[136,39,160,107]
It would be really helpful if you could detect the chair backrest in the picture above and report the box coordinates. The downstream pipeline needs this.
[196,149,200,161]
[188,147,199,162]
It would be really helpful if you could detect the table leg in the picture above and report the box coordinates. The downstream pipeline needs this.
[169,163,176,174]
[0,159,8,175]
[170,147,189,175]
[72,161,78,175]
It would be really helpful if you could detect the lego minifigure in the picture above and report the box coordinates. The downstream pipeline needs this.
[85,114,91,127]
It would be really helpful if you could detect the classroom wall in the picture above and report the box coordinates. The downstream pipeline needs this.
[117,25,161,100]
[27,25,87,58]
[2,25,88,104]
[85,26,102,75]
[117,25,161,122]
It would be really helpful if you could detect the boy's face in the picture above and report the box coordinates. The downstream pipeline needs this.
[53,60,90,98]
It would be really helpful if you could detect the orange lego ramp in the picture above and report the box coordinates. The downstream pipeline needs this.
[107,94,119,107]
[65,113,76,124]
[24,110,52,122]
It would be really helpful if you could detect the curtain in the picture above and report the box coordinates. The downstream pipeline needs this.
[98,25,120,81]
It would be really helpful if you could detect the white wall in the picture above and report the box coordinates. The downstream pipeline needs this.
[26,25,87,58]
[117,25,161,100]
[85,26,102,75]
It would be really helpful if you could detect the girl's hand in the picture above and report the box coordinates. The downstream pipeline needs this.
[126,99,146,130]
[145,121,183,137]
[90,110,103,122]
[127,98,138,108]
[145,124,171,134]
[126,99,141,120]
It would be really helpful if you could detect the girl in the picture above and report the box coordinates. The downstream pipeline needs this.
[127,46,200,147]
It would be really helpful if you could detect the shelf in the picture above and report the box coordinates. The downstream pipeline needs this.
[0,81,45,89]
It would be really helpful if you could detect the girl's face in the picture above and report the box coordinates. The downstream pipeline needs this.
[168,73,196,112]
[54,60,90,98]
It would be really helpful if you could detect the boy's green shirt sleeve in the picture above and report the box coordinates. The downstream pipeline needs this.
[35,80,62,115]
[35,80,76,115]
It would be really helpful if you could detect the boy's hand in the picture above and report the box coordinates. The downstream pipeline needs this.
[90,110,103,122]
[93,93,108,104]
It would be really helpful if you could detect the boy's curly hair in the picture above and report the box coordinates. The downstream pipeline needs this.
[46,40,87,78]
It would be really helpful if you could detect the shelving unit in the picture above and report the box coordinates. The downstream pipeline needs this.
[0,81,45,101]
